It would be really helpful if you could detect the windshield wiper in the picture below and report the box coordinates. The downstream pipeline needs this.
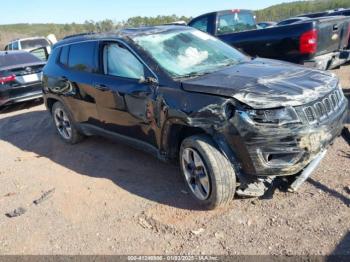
[178,71,211,79]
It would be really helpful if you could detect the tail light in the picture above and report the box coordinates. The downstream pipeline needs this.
[0,74,16,84]
[300,29,318,54]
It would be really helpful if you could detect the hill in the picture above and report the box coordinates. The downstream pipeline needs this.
[256,0,350,21]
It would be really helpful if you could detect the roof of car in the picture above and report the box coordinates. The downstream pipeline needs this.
[54,25,190,49]
[9,36,48,43]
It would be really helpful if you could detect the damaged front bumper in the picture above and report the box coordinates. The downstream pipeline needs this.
[222,90,348,178]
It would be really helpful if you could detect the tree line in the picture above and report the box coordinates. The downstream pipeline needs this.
[1,0,350,48]
[256,0,350,22]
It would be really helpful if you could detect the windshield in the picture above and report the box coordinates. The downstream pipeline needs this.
[21,38,50,50]
[132,29,247,78]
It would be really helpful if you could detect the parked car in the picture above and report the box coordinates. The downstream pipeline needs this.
[297,10,334,18]
[276,17,310,26]
[300,8,350,18]
[0,51,45,107]
[327,8,350,17]
[42,26,348,209]
[300,8,350,48]
[257,21,276,28]
[188,9,350,70]
[4,37,52,61]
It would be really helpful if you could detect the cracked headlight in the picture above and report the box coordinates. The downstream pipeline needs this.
[246,106,301,125]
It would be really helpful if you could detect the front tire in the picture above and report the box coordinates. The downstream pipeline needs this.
[179,135,236,209]
[52,102,84,144]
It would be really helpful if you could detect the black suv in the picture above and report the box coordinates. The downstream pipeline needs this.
[43,26,348,209]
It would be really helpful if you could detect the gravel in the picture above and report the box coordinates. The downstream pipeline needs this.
[0,64,349,255]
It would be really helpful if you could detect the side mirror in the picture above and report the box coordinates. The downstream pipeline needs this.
[139,76,158,85]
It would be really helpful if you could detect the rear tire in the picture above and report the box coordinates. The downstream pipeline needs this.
[179,135,236,209]
[52,102,84,144]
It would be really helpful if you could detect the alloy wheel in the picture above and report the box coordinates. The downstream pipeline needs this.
[181,148,210,200]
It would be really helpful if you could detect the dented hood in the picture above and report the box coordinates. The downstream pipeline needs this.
[181,58,338,109]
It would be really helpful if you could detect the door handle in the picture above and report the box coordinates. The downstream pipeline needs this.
[94,84,109,92]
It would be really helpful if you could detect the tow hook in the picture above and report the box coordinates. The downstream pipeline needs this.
[288,150,327,192]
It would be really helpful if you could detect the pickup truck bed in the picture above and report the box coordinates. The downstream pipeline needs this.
[189,10,350,70]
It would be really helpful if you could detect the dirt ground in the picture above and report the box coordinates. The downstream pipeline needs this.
[0,65,349,255]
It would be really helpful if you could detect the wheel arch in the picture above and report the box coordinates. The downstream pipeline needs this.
[161,119,208,160]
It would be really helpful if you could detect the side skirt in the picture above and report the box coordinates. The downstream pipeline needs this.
[79,124,168,162]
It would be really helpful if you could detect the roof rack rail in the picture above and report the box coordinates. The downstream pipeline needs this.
[63,32,96,40]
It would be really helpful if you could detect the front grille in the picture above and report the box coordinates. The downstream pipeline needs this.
[302,89,344,124]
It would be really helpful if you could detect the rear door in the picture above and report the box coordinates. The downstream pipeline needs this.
[53,41,100,125]
[92,41,158,147]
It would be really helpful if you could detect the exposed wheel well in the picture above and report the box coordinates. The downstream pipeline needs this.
[46,98,59,113]
[165,124,207,160]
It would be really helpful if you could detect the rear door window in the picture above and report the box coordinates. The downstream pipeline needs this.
[103,43,145,79]
[68,41,97,72]
[217,12,257,34]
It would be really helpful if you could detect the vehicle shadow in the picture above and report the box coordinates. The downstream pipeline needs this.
[0,109,201,210]
[328,231,350,261]
[307,178,350,207]
[0,99,43,114]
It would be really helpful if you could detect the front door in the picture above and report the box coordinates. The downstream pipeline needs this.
[93,41,158,147]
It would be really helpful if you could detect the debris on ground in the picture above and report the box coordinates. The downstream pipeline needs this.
[214,231,225,239]
[138,217,153,229]
[5,207,26,218]
[3,192,16,197]
[191,228,205,235]
[33,188,55,205]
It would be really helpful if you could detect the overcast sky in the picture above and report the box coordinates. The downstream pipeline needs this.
[0,0,298,24]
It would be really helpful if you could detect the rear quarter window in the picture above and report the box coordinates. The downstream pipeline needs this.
[0,52,41,67]
[68,42,97,72]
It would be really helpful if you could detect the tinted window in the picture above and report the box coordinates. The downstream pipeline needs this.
[103,43,144,79]
[59,46,69,65]
[217,12,256,35]
[21,38,49,49]
[68,42,96,72]
[8,43,13,50]
[0,52,41,67]
[191,17,209,32]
